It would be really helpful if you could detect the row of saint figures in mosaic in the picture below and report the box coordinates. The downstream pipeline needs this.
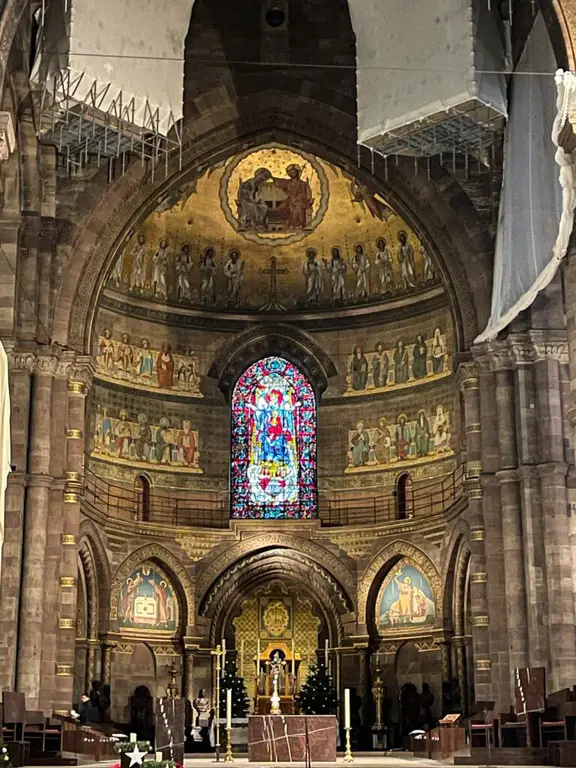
[94,328,451,397]
[348,404,452,473]
[90,352,453,490]
[105,143,442,312]
[114,559,437,638]
[92,406,201,472]
[108,234,439,310]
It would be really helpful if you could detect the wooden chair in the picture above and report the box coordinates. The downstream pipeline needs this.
[2,692,25,743]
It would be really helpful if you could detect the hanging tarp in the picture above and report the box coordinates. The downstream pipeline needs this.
[31,0,196,135]
[349,0,507,156]
[0,340,10,581]
[476,14,571,342]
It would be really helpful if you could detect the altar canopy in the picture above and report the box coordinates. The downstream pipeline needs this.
[476,14,571,341]
[349,0,507,156]
[31,0,196,136]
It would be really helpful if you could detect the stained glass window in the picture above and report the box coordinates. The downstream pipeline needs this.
[231,356,317,519]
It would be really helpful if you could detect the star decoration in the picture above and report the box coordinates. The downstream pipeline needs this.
[125,745,148,767]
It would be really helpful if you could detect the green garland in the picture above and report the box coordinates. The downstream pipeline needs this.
[114,741,151,754]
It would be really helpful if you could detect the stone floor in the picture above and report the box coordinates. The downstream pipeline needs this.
[63,758,547,768]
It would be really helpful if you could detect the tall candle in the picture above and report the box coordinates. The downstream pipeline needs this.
[240,638,245,679]
[221,638,226,677]
[325,638,329,667]
[130,733,137,743]
[344,689,351,730]
[291,639,295,678]
[155,752,163,762]
[226,688,232,730]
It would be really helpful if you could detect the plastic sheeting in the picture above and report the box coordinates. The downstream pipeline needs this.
[0,341,10,581]
[349,0,507,150]
[31,0,196,135]
[476,14,571,342]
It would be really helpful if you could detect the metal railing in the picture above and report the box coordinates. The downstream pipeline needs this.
[83,464,465,529]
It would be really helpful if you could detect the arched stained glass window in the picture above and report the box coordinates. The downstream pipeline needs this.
[231,356,317,519]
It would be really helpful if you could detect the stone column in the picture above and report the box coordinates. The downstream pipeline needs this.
[184,646,195,702]
[16,352,57,708]
[457,363,491,700]
[454,636,468,714]
[532,336,576,690]
[54,358,93,712]
[101,643,114,686]
[474,346,514,710]
[492,357,529,675]
[0,351,34,691]
[39,370,68,713]
[508,341,549,670]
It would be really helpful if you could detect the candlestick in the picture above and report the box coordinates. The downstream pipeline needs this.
[325,638,329,668]
[221,638,226,677]
[344,727,354,763]
[240,639,245,679]
[291,639,295,678]
[344,688,351,729]
[226,688,232,729]
[225,727,234,763]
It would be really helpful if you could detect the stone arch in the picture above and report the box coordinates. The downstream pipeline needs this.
[78,519,111,635]
[78,540,99,643]
[109,544,195,628]
[359,539,442,628]
[201,547,352,643]
[208,324,338,399]
[196,533,356,615]
[58,111,486,355]
[205,551,349,646]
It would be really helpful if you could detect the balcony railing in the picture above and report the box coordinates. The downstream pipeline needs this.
[83,464,466,529]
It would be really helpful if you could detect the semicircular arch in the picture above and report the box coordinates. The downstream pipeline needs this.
[359,539,442,628]
[197,534,356,615]
[110,544,195,628]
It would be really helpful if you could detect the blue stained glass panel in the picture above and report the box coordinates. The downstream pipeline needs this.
[231,356,317,519]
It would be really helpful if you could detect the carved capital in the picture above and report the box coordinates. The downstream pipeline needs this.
[456,362,479,391]
[7,350,35,373]
[472,341,511,372]
[35,354,60,377]
[528,330,569,364]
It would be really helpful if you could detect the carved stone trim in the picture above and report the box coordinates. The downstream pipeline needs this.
[475,658,491,671]
[109,544,195,624]
[196,533,356,611]
[176,533,224,562]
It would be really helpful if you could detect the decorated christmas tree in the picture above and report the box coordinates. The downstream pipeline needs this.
[296,664,338,715]
[219,659,251,719]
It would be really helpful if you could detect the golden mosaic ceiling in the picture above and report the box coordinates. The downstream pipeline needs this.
[105,143,443,313]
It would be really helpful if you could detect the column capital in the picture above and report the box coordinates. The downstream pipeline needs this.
[456,361,479,391]
[472,341,512,372]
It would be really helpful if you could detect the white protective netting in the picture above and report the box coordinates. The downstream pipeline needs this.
[31,0,196,135]
[349,0,507,153]
[476,14,573,341]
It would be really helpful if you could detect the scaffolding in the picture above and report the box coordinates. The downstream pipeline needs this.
[32,68,183,178]
[362,101,505,159]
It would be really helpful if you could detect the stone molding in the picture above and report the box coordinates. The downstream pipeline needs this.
[472,332,569,371]
[7,347,95,386]
[456,361,479,391]
[358,540,442,626]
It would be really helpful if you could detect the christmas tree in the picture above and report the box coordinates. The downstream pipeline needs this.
[296,664,338,715]
[219,659,251,719]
